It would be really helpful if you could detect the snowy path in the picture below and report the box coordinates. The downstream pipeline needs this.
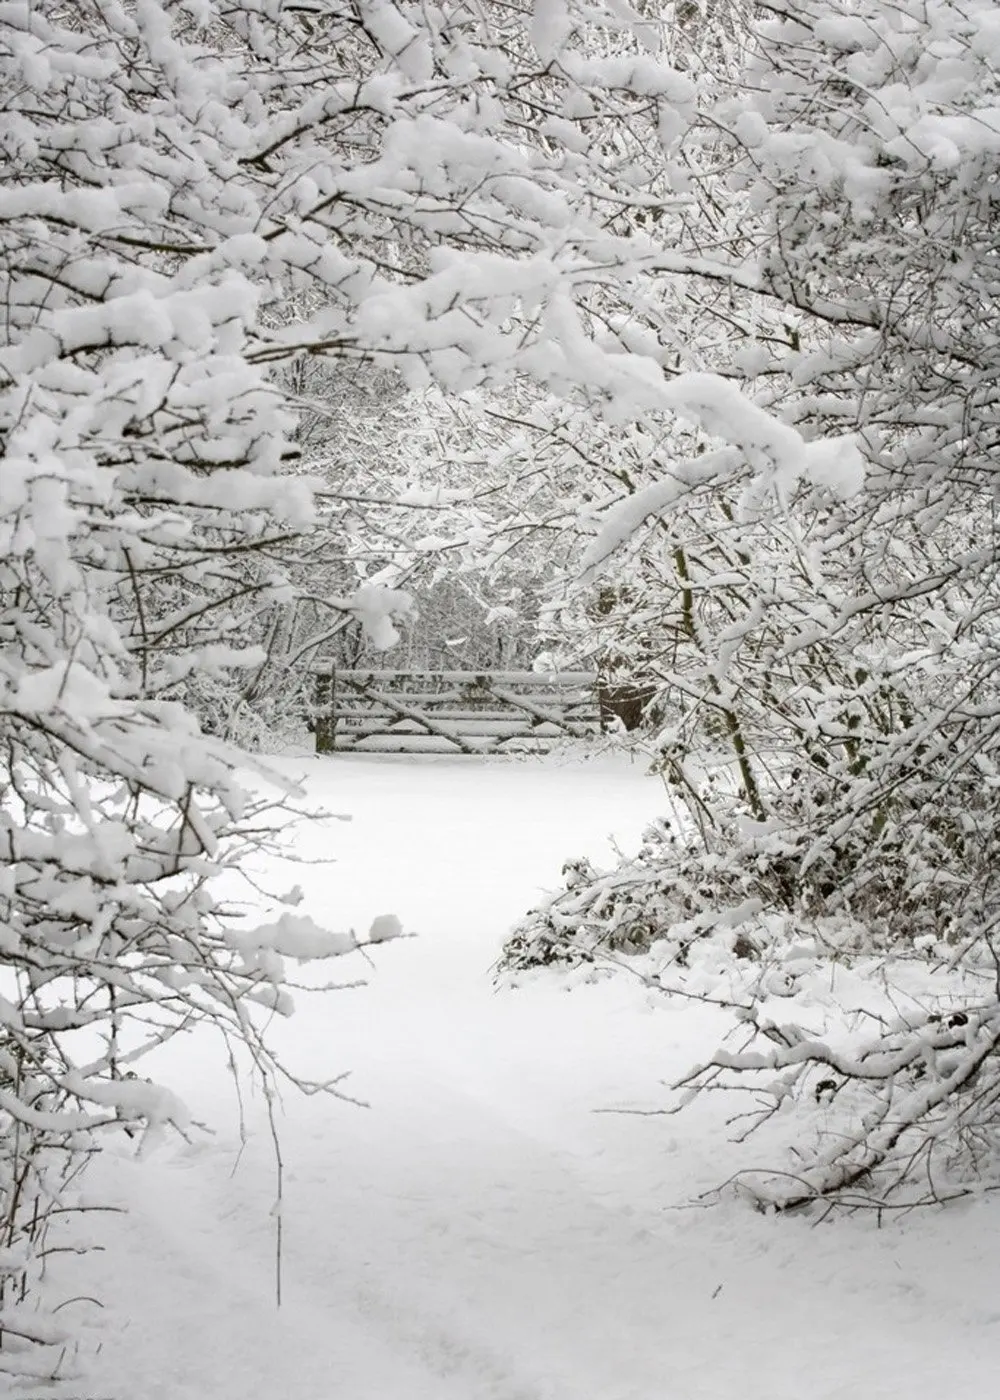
[61,756,1000,1400]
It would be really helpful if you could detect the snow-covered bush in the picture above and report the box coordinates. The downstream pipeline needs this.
[502,818,774,973]
[674,982,1000,1212]
[505,0,1000,1210]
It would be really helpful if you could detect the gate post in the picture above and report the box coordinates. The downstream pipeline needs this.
[314,669,336,753]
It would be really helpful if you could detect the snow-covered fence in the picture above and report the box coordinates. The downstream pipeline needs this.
[312,670,601,754]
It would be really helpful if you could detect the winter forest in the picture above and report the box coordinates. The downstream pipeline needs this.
[3,0,1000,1394]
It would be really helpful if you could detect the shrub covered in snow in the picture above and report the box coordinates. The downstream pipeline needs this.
[506,0,1000,1211]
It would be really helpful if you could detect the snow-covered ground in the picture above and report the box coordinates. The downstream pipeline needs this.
[47,754,1000,1400]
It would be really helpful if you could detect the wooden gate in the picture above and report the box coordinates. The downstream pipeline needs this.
[312,670,600,754]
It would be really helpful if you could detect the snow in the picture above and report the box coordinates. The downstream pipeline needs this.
[578,375,866,583]
[530,0,570,58]
[341,583,415,651]
[53,754,1000,1400]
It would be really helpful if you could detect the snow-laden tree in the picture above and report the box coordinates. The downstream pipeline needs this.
[274,371,579,683]
[8,0,868,1368]
[505,0,1000,1210]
